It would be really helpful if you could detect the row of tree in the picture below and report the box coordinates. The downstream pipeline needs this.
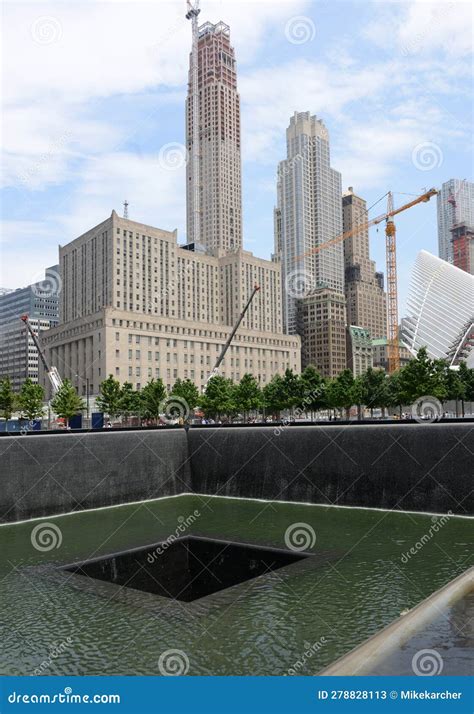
[1,348,473,425]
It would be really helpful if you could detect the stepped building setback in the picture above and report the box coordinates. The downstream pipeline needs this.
[41,213,300,397]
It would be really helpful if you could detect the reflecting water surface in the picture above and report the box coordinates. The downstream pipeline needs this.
[1,496,472,675]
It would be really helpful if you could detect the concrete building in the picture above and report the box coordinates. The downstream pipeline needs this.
[372,338,411,373]
[0,266,60,390]
[41,213,300,397]
[296,288,346,378]
[276,112,344,334]
[437,179,474,263]
[451,222,474,275]
[342,188,386,339]
[186,20,242,254]
[346,326,373,377]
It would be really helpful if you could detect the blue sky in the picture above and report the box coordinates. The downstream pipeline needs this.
[1,0,472,311]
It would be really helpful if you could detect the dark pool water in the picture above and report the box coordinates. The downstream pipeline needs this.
[1,496,472,675]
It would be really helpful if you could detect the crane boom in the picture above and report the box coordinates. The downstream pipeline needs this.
[295,188,438,261]
[20,314,63,394]
[207,285,260,382]
[294,187,438,373]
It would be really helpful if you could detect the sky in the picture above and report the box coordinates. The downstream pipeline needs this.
[1,0,472,311]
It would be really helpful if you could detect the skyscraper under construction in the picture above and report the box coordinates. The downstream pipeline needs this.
[185,19,242,254]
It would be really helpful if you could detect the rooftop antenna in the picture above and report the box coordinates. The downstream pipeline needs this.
[186,0,201,245]
[123,200,129,219]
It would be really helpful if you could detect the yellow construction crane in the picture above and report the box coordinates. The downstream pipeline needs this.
[296,187,438,373]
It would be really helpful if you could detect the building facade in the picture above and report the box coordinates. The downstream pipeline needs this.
[41,213,299,396]
[296,288,346,378]
[186,20,242,254]
[0,266,60,390]
[346,325,373,377]
[451,222,474,275]
[372,338,411,373]
[276,112,344,334]
[342,188,386,339]
[402,250,474,368]
[437,179,474,263]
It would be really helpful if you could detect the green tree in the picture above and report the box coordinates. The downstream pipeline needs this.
[357,367,389,418]
[458,361,474,415]
[397,347,445,405]
[437,361,465,416]
[0,377,16,420]
[140,378,167,423]
[262,374,287,420]
[170,378,200,411]
[17,378,44,421]
[96,375,122,418]
[281,368,301,414]
[119,382,141,423]
[51,379,85,427]
[232,373,262,421]
[298,366,327,419]
[201,375,234,420]
[327,369,356,419]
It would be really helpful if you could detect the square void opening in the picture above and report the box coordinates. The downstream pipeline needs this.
[62,536,308,602]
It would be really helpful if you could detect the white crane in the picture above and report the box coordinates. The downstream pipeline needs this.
[186,0,201,245]
[21,314,63,395]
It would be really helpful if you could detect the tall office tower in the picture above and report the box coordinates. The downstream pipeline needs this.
[296,288,347,378]
[0,266,60,390]
[276,112,344,335]
[437,179,474,263]
[451,223,474,275]
[342,187,387,339]
[186,20,242,254]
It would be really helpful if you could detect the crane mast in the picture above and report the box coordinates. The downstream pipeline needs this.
[385,192,399,373]
[20,314,63,395]
[186,0,201,245]
[294,188,438,373]
[207,285,260,383]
